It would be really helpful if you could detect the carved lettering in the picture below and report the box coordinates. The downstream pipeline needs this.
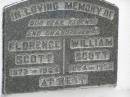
[15,52,54,65]
[9,65,60,77]
[28,18,98,27]
[10,0,115,21]
[8,39,62,52]
[69,62,114,73]
[70,37,113,49]
[74,49,110,62]
[26,26,100,37]
[39,74,88,87]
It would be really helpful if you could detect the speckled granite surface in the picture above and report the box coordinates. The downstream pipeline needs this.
[3,0,118,94]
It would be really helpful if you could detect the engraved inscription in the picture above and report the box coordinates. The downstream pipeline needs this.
[9,65,60,77]
[69,62,114,73]
[10,0,115,21]
[39,74,88,87]
[64,1,115,20]
[3,0,118,93]
[8,39,62,52]
[15,52,54,65]
[74,50,110,62]
[28,18,98,27]
[70,37,113,49]
[26,26,100,37]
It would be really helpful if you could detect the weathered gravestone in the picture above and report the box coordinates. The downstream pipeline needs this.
[3,0,118,94]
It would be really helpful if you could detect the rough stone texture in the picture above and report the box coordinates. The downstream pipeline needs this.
[3,0,118,94]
